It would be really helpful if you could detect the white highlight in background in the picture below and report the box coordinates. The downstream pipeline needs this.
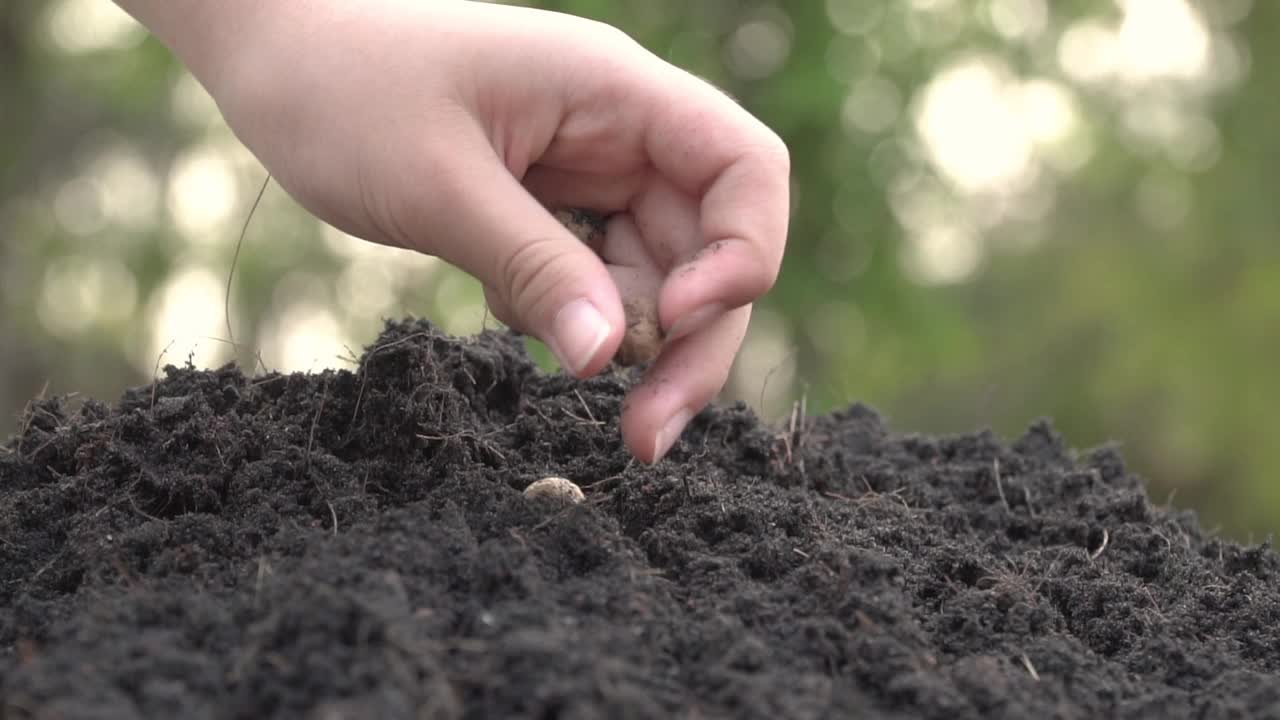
[167,143,240,243]
[46,0,144,54]
[1117,0,1209,83]
[94,143,161,232]
[914,57,1035,195]
[144,267,230,374]
[1059,0,1211,87]
[262,302,351,372]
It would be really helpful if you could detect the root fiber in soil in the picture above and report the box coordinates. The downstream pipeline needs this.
[2,319,1279,719]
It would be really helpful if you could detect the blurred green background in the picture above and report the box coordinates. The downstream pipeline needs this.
[1,0,1275,537]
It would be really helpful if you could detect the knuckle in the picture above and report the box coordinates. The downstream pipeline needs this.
[585,19,640,51]
[481,286,516,329]
[751,256,781,296]
[494,236,569,324]
[731,239,779,297]
[698,239,777,300]
[757,131,791,176]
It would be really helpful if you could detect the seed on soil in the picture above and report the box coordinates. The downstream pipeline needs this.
[523,476,586,504]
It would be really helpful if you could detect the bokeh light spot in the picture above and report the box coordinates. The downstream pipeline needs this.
[1117,0,1210,84]
[37,256,138,337]
[825,0,885,36]
[1015,80,1078,146]
[94,143,160,232]
[986,0,1048,41]
[902,222,982,285]
[914,57,1034,194]
[263,302,350,372]
[144,267,230,374]
[841,75,903,135]
[167,144,240,243]
[337,260,398,322]
[725,15,793,80]
[1057,20,1119,84]
[53,177,107,238]
[46,0,145,54]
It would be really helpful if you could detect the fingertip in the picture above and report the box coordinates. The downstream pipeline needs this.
[620,306,750,464]
[548,296,615,377]
[653,408,694,463]
[620,381,665,464]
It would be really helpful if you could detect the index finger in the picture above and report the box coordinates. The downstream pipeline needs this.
[640,68,791,331]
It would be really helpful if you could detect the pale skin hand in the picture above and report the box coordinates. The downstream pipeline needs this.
[114,0,790,463]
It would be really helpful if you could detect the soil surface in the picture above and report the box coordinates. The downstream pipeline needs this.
[3,319,1280,719]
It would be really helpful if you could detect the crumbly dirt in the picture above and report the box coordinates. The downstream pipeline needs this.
[2,319,1279,719]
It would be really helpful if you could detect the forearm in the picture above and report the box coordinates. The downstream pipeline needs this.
[112,0,273,89]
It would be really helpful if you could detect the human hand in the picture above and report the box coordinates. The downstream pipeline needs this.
[123,0,790,463]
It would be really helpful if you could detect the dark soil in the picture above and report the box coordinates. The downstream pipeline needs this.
[3,319,1279,719]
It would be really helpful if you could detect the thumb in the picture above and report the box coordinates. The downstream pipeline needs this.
[416,137,624,378]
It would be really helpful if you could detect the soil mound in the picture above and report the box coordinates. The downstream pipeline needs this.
[3,319,1279,719]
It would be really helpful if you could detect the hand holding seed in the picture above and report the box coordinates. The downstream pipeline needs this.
[115,0,790,463]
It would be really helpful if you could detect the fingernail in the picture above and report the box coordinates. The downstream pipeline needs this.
[666,303,726,342]
[653,408,693,463]
[551,298,611,375]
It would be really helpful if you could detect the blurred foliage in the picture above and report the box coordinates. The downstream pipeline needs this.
[1,0,1276,538]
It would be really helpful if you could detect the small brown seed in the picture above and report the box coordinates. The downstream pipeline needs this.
[617,295,662,366]
[553,208,665,367]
